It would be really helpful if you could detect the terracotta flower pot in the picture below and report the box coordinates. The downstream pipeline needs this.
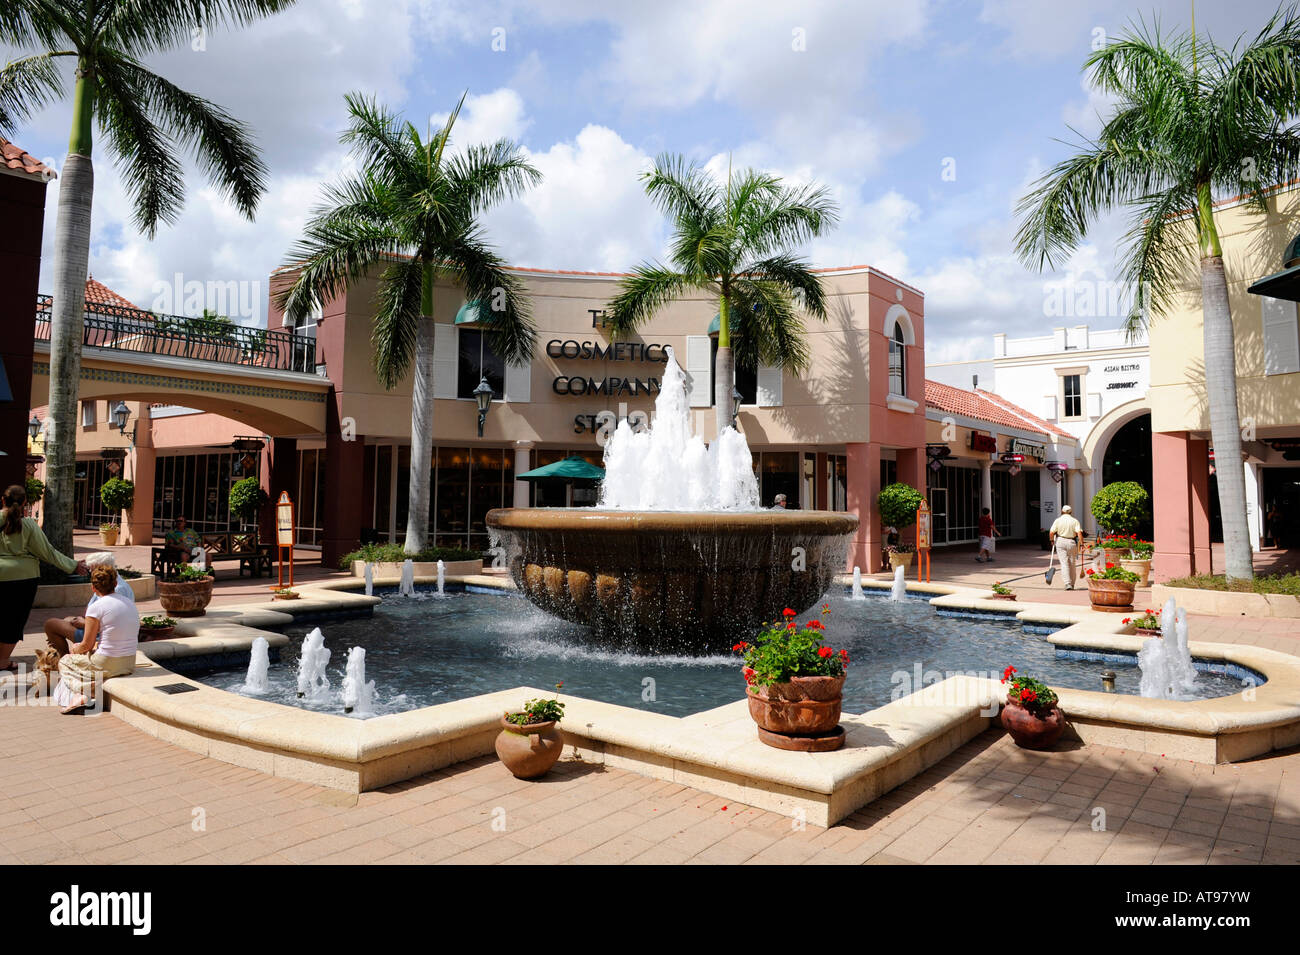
[495,716,564,779]
[747,674,844,736]
[1000,699,1065,750]
[1135,627,1162,639]
[99,526,119,547]
[1087,577,1135,612]
[989,592,1018,601]
[1120,557,1152,587]
[139,625,175,642]
[157,576,215,617]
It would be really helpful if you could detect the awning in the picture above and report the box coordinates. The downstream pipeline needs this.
[1247,265,1300,301]
[455,300,486,324]
[517,456,606,481]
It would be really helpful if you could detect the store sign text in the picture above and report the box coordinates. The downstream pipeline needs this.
[548,335,668,402]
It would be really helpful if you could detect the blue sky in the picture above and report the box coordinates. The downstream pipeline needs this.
[4,0,1285,360]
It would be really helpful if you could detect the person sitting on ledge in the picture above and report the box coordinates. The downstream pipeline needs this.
[44,552,135,657]
[53,564,139,715]
[163,516,200,564]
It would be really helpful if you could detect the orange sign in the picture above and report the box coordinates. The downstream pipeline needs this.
[276,491,294,547]
[915,499,932,583]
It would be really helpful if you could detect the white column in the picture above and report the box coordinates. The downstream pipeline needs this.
[979,457,993,513]
[513,440,533,508]
[1244,461,1261,553]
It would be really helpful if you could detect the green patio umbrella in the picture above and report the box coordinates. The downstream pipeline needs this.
[517,456,606,481]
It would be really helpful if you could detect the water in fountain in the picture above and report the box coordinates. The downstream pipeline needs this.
[364,561,374,597]
[890,565,907,602]
[599,347,759,510]
[851,566,865,599]
[295,627,331,701]
[242,636,270,695]
[1138,598,1198,699]
[436,559,446,597]
[341,646,375,715]
[398,558,416,598]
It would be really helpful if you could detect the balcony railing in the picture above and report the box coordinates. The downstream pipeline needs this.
[34,294,316,374]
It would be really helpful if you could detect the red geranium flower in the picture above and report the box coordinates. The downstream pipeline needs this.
[742,666,755,684]
[787,622,796,631]
[1121,618,1131,624]
[783,608,796,618]
[840,649,850,663]
[817,646,833,659]
[1001,665,1016,683]
[1105,562,1115,569]
[1020,688,1037,702]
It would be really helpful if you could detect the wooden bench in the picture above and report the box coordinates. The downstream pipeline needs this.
[151,531,271,579]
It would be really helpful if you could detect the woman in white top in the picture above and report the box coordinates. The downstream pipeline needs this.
[55,565,139,715]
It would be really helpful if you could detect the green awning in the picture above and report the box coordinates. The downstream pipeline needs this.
[707,312,721,335]
[455,300,486,324]
[517,456,605,481]
[1248,266,1300,301]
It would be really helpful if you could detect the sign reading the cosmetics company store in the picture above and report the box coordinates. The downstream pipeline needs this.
[547,331,669,398]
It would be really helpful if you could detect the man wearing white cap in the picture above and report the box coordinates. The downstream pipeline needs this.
[1049,505,1084,590]
[44,552,135,655]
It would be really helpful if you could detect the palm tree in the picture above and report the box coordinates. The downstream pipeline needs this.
[0,0,293,555]
[607,155,838,437]
[1014,9,1300,581]
[278,93,540,553]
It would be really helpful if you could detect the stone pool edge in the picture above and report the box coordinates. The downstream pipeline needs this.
[100,574,1300,827]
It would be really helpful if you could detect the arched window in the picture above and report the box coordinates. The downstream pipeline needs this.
[888,323,906,396]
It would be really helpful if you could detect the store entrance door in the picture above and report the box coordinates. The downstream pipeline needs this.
[929,486,949,545]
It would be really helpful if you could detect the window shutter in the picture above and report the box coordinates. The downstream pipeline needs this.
[685,335,712,407]
[756,363,783,407]
[433,323,458,399]
[1262,296,1300,376]
[504,359,531,403]
[1041,396,1057,420]
[1087,392,1101,418]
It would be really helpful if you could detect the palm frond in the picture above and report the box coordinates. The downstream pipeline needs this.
[605,265,698,337]
[1116,185,1199,339]
[442,231,537,366]
[340,92,420,197]
[370,256,426,388]
[277,201,403,323]
[0,0,80,49]
[444,139,541,217]
[96,1,296,57]
[0,52,67,134]
[741,252,831,319]
[641,153,721,228]
[729,280,811,372]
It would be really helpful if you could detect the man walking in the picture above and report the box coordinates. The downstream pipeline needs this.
[1049,505,1083,590]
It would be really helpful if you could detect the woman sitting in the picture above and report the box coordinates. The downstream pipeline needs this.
[54,565,139,715]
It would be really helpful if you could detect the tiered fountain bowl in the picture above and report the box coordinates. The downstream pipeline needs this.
[487,507,858,650]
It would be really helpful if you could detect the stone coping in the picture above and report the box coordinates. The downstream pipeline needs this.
[100,572,1300,815]
[34,574,156,608]
[1151,583,1300,619]
[349,559,483,578]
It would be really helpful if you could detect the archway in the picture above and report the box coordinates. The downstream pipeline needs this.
[1100,413,1152,489]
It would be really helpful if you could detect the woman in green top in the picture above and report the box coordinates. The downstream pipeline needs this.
[0,484,85,671]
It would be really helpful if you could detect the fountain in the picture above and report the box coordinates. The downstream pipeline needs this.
[296,627,331,701]
[851,566,865,600]
[341,647,375,715]
[890,565,907,602]
[398,558,416,598]
[242,636,270,695]
[1138,598,1197,699]
[436,559,446,597]
[487,347,858,648]
[364,561,375,597]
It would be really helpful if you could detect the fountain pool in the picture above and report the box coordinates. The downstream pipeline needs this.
[187,588,1260,719]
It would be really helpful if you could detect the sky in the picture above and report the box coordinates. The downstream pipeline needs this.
[3,0,1286,362]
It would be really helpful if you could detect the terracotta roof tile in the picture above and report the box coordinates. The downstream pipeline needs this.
[0,137,55,179]
[924,379,1073,441]
[83,277,137,311]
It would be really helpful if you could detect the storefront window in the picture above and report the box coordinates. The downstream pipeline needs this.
[373,445,393,541]
[758,451,800,508]
[148,450,262,537]
[889,325,906,396]
[433,446,470,548]
[457,329,505,400]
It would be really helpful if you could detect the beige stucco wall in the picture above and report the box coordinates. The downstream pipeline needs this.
[1148,184,1300,436]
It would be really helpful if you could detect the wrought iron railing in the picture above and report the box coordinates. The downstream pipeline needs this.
[34,294,316,373]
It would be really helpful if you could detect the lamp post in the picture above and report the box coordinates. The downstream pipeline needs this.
[27,415,40,440]
[473,377,494,438]
[111,400,137,448]
[730,387,743,428]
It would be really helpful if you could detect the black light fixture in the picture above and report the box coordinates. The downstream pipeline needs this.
[473,377,494,437]
[27,415,40,440]
[730,387,743,427]
[111,401,136,447]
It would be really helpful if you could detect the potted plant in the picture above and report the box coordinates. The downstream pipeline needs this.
[989,581,1017,601]
[228,477,269,530]
[495,694,566,779]
[272,587,299,600]
[1105,536,1155,586]
[734,605,848,751]
[878,482,924,562]
[1123,609,1162,638]
[157,563,215,617]
[1090,481,1150,543]
[138,615,178,641]
[1084,563,1139,612]
[999,666,1065,750]
[98,477,134,545]
[884,541,915,570]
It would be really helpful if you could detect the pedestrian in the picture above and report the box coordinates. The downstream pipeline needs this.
[976,507,998,562]
[1049,504,1083,590]
[773,493,787,509]
[0,484,85,672]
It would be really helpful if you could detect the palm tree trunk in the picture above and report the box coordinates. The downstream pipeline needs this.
[404,268,436,553]
[1200,255,1254,580]
[43,153,94,556]
[713,294,734,436]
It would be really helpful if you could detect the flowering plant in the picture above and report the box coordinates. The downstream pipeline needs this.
[734,606,848,688]
[139,615,177,629]
[990,581,1014,596]
[1122,609,1161,630]
[883,542,916,555]
[505,696,565,726]
[1084,563,1140,583]
[1099,534,1154,558]
[1000,666,1058,716]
